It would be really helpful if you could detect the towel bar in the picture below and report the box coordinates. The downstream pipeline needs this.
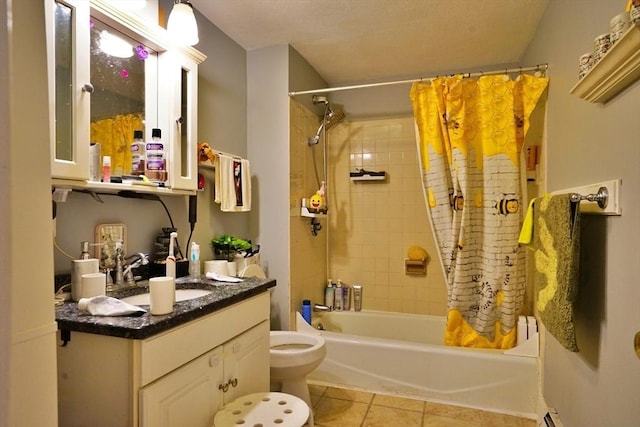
[569,186,608,209]
[553,179,621,215]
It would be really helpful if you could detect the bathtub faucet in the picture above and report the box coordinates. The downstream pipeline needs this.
[313,304,331,312]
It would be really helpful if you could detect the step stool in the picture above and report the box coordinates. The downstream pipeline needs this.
[213,392,310,427]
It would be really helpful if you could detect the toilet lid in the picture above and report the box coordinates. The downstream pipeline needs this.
[239,264,266,278]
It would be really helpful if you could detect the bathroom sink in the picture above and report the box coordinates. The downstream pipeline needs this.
[120,289,213,306]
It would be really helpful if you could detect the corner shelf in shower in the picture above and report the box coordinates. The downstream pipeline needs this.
[300,206,327,218]
[570,23,640,103]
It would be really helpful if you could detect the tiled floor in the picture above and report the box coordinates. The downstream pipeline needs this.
[308,384,537,427]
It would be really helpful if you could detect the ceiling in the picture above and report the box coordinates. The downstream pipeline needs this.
[190,0,550,87]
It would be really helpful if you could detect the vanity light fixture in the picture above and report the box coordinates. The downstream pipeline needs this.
[167,0,199,46]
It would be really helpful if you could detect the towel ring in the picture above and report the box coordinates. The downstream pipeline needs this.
[570,186,608,209]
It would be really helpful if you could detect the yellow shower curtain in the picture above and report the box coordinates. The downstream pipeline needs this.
[90,113,144,177]
[410,74,548,348]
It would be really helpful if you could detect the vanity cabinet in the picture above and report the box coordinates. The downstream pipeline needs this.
[57,293,270,427]
[45,0,204,193]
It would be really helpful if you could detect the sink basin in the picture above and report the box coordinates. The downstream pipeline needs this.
[120,289,212,306]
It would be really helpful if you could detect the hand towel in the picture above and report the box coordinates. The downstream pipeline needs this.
[518,198,536,245]
[213,155,252,212]
[532,193,580,351]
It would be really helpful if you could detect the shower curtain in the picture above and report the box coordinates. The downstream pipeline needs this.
[410,74,548,348]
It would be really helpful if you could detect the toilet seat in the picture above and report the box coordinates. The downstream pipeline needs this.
[269,332,326,368]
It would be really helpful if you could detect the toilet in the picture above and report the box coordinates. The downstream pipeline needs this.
[269,329,326,426]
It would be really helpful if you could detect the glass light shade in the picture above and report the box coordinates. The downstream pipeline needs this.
[167,2,199,46]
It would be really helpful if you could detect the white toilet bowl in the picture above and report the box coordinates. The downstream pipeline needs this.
[270,331,326,410]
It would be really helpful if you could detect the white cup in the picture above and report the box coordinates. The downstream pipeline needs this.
[227,261,237,277]
[71,258,100,301]
[204,260,229,276]
[149,276,175,315]
[79,273,106,299]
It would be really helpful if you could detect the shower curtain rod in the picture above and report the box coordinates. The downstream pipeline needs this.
[288,63,548,96]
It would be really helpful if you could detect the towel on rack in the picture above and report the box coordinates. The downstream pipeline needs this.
[531,193,580,351]
[213,154,251,212]
[518,198,536,245]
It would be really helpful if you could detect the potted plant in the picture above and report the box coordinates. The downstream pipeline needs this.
[211,234,252,261]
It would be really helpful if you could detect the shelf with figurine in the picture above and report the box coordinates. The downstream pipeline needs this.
[301,182,328,218]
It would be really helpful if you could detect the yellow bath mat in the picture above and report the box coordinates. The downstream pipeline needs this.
[532,193,580,351]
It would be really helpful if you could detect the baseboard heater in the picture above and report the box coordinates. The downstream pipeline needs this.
[544,409,563,427]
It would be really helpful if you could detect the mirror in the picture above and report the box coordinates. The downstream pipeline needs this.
[53,1,74,162]
[89,17,156,176]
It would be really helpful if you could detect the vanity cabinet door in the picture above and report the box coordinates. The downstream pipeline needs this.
[223,320,270,404]
[139,346,225,427]
[46,0,91,181]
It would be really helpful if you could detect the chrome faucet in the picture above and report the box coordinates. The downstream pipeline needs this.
[123,253,150,285]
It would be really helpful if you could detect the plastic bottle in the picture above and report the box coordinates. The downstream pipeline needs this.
[131,130,146,175]
[324,279,334,310]
[334,280,344,311]
[145,128,166,183]
[102,156,111,183]
[189,242,201,278]
[302,299,312,325]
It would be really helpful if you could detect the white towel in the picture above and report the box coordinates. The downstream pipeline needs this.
[214,154,251,212]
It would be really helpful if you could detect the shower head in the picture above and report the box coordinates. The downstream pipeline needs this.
[312,95,329,105]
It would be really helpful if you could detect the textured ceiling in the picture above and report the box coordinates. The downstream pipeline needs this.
[190,0,549,86]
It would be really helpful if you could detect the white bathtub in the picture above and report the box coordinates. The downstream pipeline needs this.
[296,310,538,418]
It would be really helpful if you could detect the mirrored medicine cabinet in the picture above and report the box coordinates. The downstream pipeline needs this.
[46,0,205,194]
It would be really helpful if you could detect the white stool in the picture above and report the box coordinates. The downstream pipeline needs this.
[214,392,310,427]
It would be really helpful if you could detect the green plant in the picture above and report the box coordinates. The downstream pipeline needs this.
[211,234,252,261]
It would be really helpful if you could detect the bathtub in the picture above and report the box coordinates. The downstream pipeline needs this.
[296,310,538,418]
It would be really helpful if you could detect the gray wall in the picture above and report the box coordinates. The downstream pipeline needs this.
[522,1,640,426]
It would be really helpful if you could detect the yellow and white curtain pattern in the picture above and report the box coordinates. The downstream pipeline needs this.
[91,113,144,176]
[410,74,548,348]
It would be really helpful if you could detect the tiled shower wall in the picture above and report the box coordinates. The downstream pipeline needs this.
[289,100,448,319]
[326,117,447,315]
[289,100,328,326]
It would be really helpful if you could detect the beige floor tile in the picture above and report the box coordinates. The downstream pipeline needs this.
[424,402,486,423]
[363,405,423,427]
[314,397,370,427]
[372,393,425,412]
[309,384,327,397]
[324,386,374,404]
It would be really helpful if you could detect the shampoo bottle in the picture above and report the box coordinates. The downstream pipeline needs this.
[324,279,334,310]
[302,299,312,325]
[334,280,344,311]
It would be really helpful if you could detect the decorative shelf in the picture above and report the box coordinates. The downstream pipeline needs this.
[52,178,195,197]
[570,23,640,104]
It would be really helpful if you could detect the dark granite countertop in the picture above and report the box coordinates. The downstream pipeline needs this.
[55,276,276,340]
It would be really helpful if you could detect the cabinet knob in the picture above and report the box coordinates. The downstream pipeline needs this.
[209,356,220,367]
[82,83,94,93]
[232,342,242,354]
[176,116,184,124]
[218,382,229,393]
[230,378,238,388]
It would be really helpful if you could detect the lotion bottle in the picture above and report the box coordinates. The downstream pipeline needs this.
[189,242,200,278]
